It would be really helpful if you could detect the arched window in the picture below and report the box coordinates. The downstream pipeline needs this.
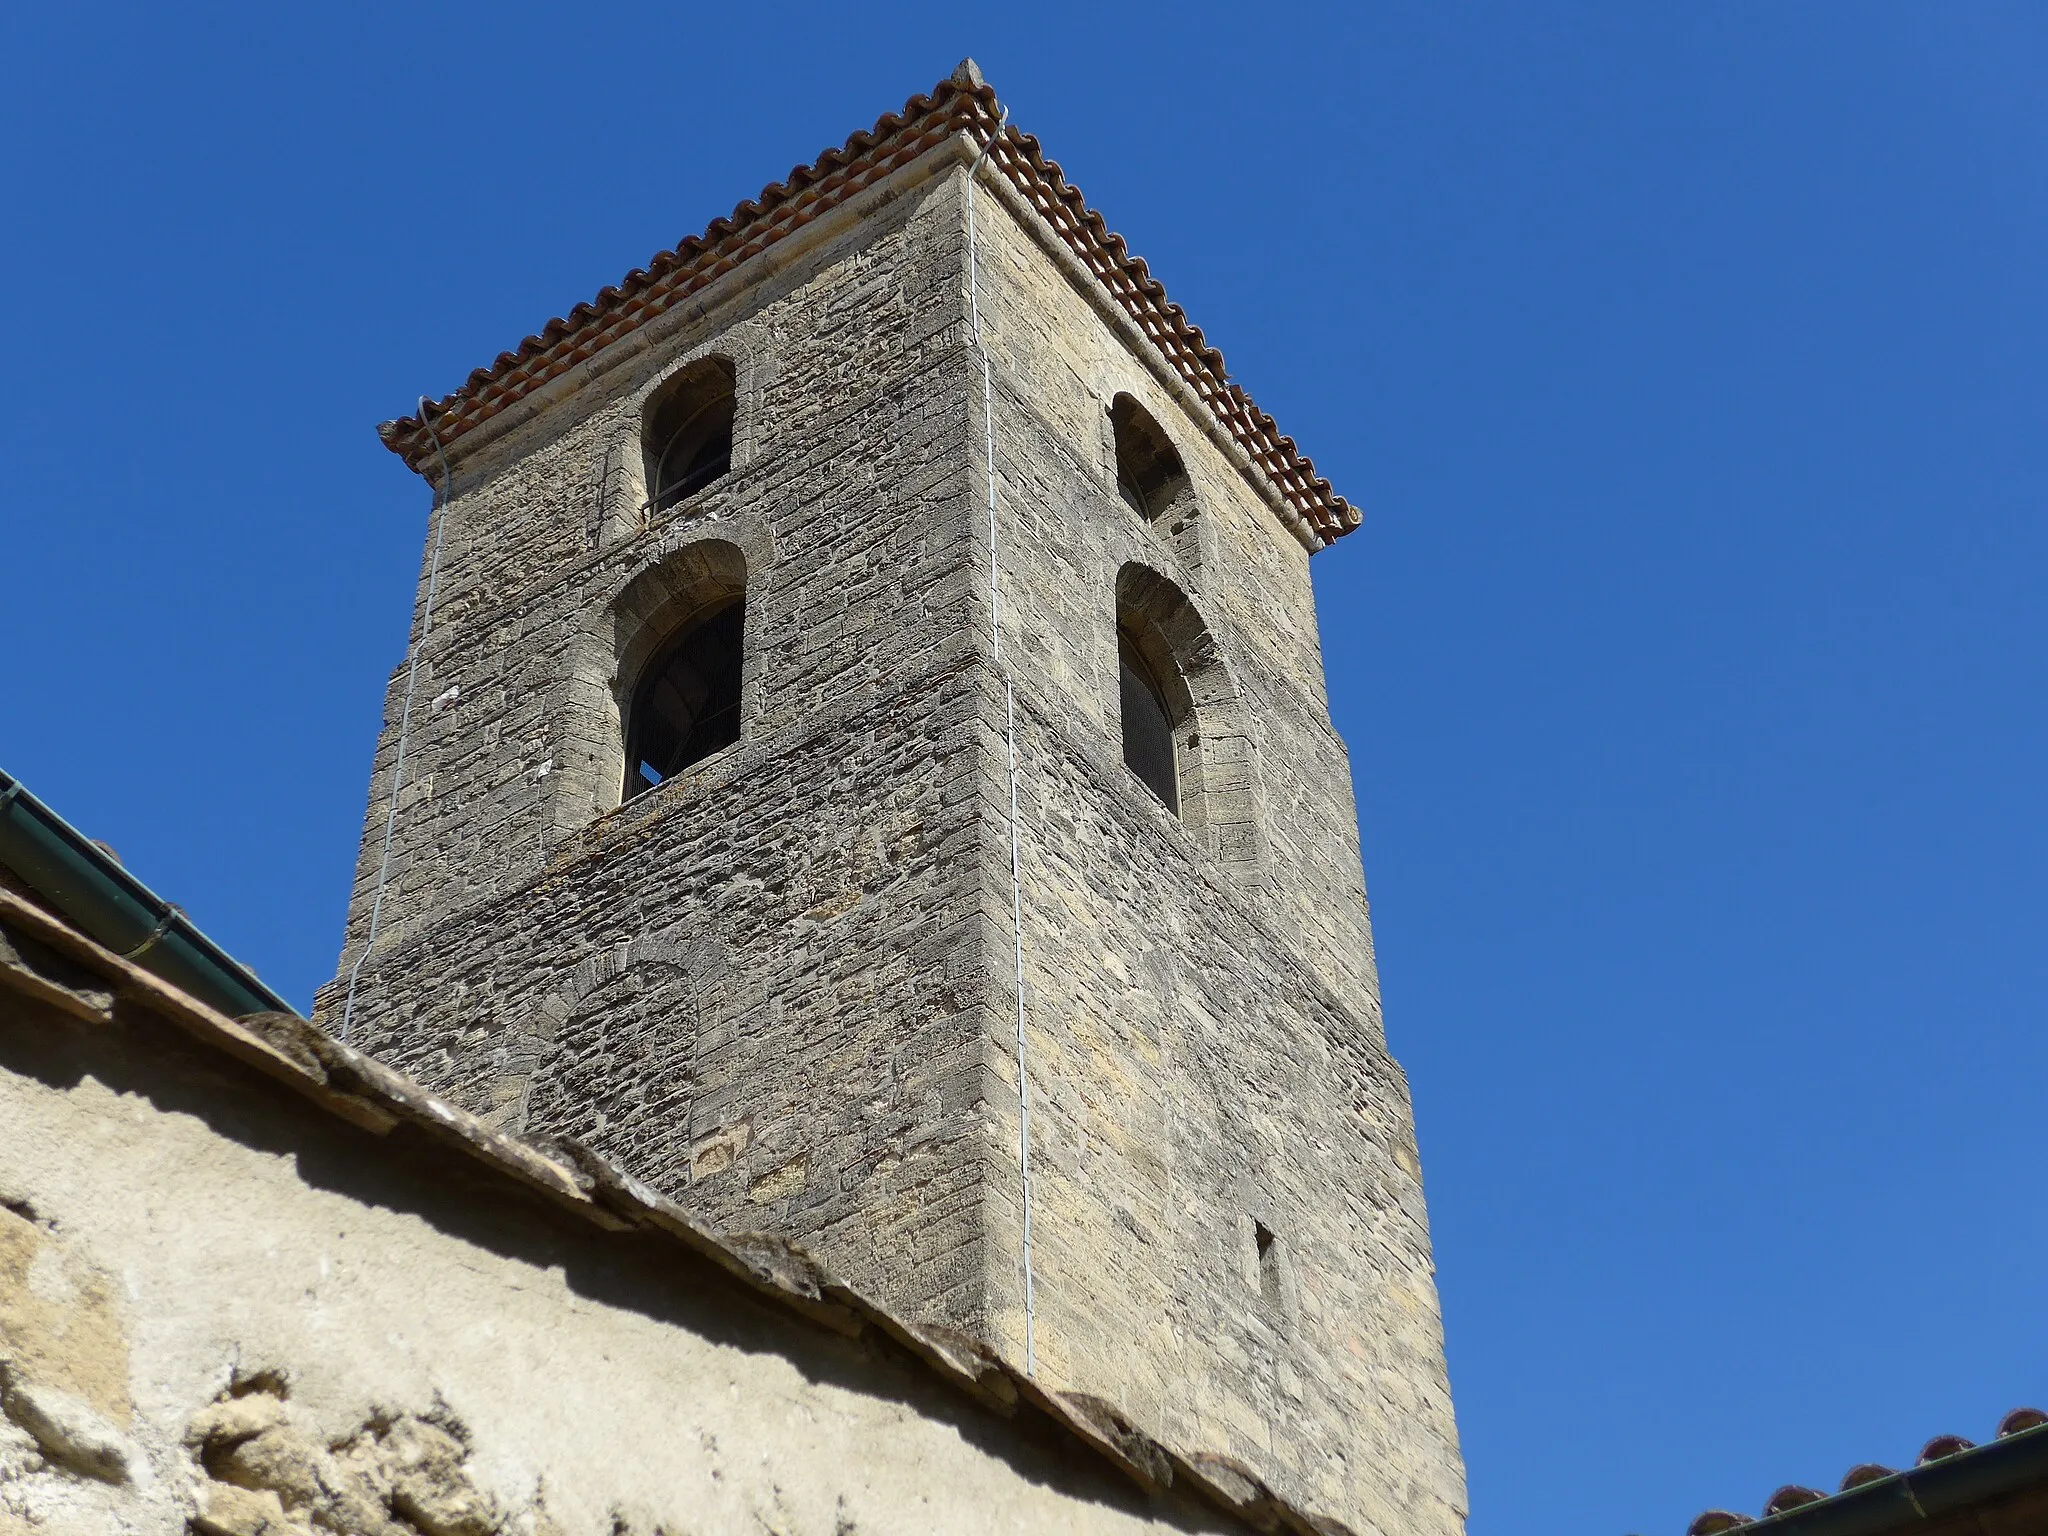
[1110,393,1189,521]
[643,358,735,514]
[1112,564,1258,873]
[624,597,743,797]
[1119,627,1179,814]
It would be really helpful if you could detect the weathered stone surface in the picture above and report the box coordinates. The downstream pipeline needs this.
[1,1373,136,1486]
[0,1202,139,1491]
[185,1376,502,1536]
[312,129,1464,1534]
[0,973,1320,1535]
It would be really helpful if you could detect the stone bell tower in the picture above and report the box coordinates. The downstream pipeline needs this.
[316,63,1465,1536]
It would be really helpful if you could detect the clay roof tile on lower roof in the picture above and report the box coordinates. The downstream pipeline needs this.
[1687,1410,2048,1533]
[376,62,1361,549]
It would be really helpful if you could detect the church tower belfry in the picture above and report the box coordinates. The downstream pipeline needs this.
[318,63,1466,1535]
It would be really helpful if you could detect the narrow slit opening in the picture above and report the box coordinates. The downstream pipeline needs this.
[1255,1221,1282,1309]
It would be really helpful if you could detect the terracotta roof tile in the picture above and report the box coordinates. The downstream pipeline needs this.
[1760,1485,1825,1516]
[1916,1432,1975,1464]
[1687,1512,1752,1534]
[377,62,1361,547]
[1688,1409,2047,1532]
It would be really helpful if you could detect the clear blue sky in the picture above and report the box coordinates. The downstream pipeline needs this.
[3,6,2042,1533]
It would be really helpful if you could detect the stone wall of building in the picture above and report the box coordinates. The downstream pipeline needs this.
[0,896,1328,1536]
[961,170,1465,1536]
[313,154,1005,1333]
[321,156,982,965]
[311,133,1465,1536]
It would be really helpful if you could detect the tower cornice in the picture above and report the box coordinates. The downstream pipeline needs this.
[376,62,1362,548]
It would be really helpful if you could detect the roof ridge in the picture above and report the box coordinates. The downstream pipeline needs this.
[377,68,1360,547]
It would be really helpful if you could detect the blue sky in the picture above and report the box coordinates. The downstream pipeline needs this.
[3,6,2042,1533]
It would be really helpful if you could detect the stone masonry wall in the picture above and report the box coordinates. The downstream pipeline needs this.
[322,161,981,967]
[0,977,1275,1536]
[313,158,1006,1331]
[315,137,1465,1536]
[960,171,1466,1535]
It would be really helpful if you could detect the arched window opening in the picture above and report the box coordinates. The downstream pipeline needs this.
[1119,627,1179,814]
[1110,394,1188,521]
[644,359,736,514]
[625,598,743,797]
[1113,563,1259,873]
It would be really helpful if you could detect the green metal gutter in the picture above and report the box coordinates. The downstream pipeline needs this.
[0,768,296,1019]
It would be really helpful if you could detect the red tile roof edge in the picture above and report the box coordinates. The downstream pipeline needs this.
[1684,1409,2048,1534]
[376,62,1361,548]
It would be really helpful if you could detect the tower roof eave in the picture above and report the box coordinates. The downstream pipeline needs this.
[376,64,1363,549]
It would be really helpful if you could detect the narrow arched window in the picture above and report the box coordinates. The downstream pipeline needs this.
[625,598,743,797]
[1110,394,1188,521]
[644,359,735,514]
[1119,627,1179,814]
[1115,563,1256,870]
